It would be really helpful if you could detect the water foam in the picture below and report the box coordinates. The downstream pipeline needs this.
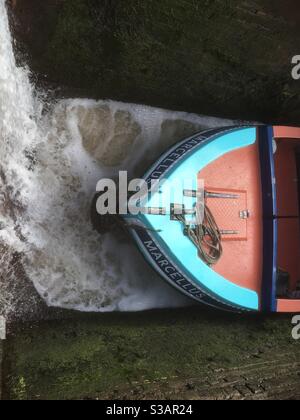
[0,1,237,315]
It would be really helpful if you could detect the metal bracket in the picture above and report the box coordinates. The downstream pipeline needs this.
[184,189,239,199]
[239,210,250,219]
[140,207,167,215]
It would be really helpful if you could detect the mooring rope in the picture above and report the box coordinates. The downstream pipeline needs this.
[92,193,223,266]
[174,204,223,267]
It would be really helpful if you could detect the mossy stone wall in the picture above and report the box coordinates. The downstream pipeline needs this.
[11,0,300,124]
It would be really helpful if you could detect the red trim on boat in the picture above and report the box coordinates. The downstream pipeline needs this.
[277,299,300,313]
[274,126,300,140]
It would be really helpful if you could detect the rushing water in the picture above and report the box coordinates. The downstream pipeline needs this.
[0,0,237,318]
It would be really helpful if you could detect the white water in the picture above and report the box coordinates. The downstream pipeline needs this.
[0,0,237,316]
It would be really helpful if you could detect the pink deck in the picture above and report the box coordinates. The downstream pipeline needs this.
[198,143,263,301]
[196,127,300,313]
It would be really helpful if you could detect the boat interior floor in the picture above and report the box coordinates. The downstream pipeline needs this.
[275,139,300,296]
[198,142,263,295]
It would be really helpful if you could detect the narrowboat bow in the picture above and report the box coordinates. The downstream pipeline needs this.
[120,125,300,313]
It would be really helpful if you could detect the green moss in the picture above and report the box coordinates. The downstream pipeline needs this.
[3,309,299,400]
[11,376,27,400]
[45,0,103,87]
[16,0,299,123]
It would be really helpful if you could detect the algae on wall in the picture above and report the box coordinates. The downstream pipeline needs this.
[3,309,300,400]
[11,0,300,124]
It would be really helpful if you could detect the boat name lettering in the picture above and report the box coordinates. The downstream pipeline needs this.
[143,240,204,299]
[148,136,206,182]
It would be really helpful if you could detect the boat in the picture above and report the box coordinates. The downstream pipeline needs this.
[93,125,300,313]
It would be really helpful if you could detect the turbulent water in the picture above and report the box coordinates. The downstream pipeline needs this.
[0,0,237,319]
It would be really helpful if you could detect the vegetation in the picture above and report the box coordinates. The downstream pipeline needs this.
[3,309,299,400]
[12,0,300,123]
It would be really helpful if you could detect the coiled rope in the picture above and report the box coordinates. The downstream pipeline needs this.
[173,204,223,266]
[91,192,223,266]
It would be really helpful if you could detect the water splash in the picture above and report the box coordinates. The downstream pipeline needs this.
[0,0,237,316]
